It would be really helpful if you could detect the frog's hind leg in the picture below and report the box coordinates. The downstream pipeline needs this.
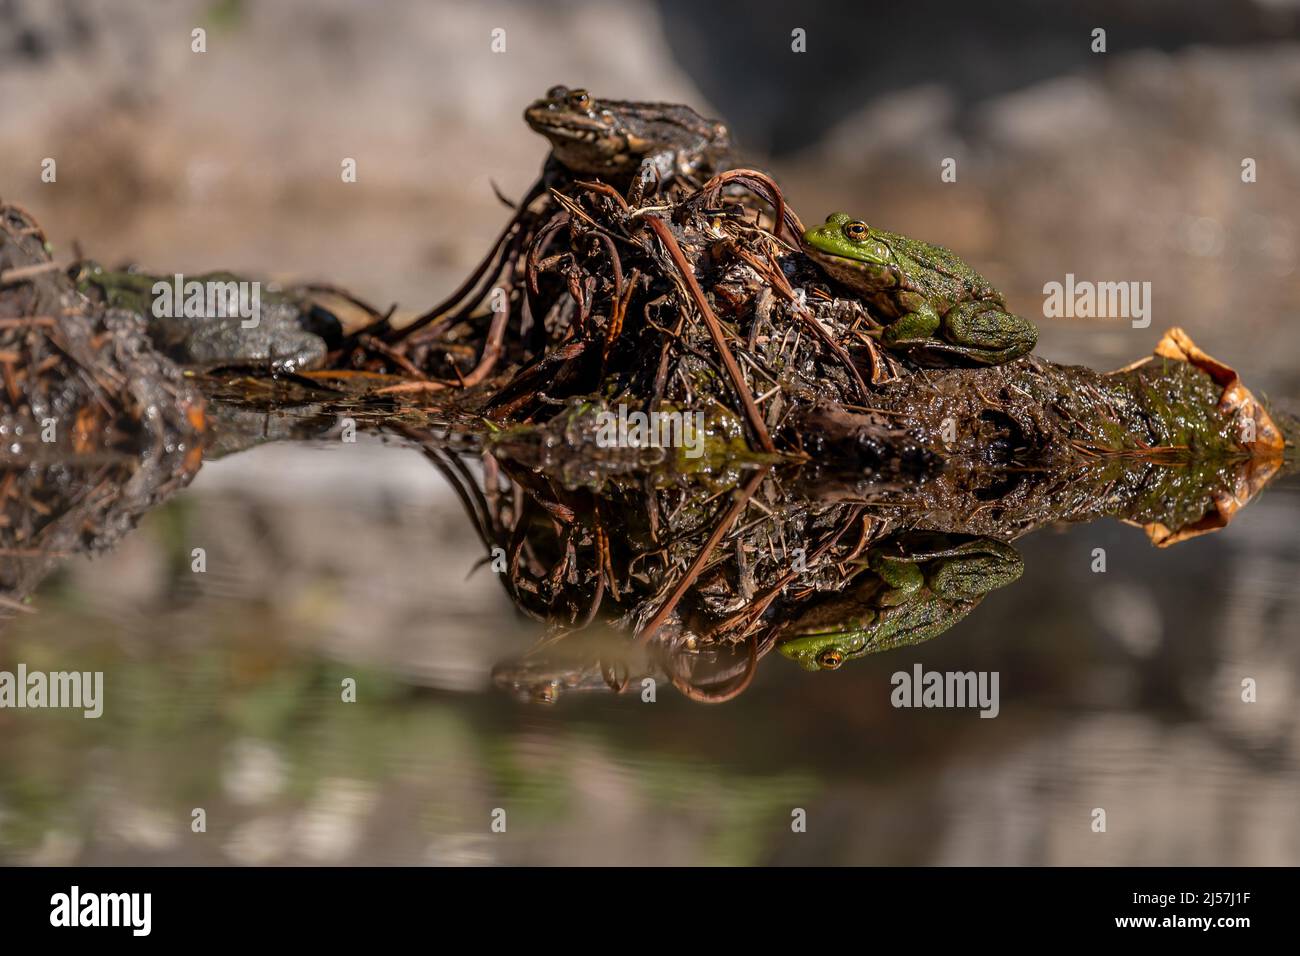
[929,540,1024,600]
[940,301,1038,364]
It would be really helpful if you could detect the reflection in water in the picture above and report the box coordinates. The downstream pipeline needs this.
[1,393,1296,862]
[350,391,1278,702]
[3,453,1297,864]
[0,366,1289,706]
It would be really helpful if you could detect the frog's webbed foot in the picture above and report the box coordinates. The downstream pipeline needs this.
[938,302,1038,365]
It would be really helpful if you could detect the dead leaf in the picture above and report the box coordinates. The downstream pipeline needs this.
[1152,327,1285,454]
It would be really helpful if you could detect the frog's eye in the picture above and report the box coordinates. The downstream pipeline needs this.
[842,221,871,242]
[568,89,593,110]
[817,649,844,670]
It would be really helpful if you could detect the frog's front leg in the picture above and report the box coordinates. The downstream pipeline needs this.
[867,550,926,606]
[628,150,676,204]
[928,538,1023,600]
[938,300,1037,364]
[882,299,942,349]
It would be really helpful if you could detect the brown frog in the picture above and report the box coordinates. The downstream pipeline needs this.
[524,84,732,196]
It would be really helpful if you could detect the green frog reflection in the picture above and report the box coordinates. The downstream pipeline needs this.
[777,533,1023,671]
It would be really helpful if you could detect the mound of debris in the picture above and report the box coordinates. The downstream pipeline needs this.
[0,199,206,616]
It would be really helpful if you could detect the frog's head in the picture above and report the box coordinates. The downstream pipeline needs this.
[802,213,894,264]
[525,84,727,176]
[776,629,871,672]
[801,213,900,289]
[776,604,876,672]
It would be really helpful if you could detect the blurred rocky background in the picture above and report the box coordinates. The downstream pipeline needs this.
[1,0,1298,864]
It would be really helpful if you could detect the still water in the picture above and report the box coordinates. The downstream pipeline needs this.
[2,400,1297,865]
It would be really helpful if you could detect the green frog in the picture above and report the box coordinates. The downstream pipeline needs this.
[801,213,1038,366]
[524,85,732,195]
[777,533,1023,671]
[74,261,327,372]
